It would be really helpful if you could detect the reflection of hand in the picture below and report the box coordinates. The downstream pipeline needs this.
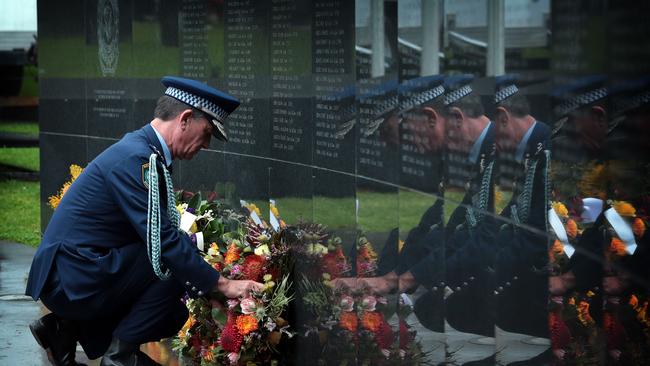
[360,273,397,295]
[603,275,628,296]
[549,272,575,295]
[553,349,566,360]
[398,271,418,293]
[215,277,265,299]
[331,277,362,290]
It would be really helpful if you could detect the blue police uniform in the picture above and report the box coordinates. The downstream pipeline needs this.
[26,77,239,360]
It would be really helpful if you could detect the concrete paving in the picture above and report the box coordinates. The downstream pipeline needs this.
[0,241,180,366]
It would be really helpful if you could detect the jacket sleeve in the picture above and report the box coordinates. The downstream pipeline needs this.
[105,153,220,296]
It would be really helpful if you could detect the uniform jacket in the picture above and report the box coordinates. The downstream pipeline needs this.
[26,124,219,302]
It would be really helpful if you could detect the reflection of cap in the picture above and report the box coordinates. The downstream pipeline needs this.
[610,76,650,117]
[358,79,399,136]
[552,75,608,119]
[161,76,240,142]
[581,197,603,223]
[443,75,474,105]
[494,74,519,104]
[398,75,445,114]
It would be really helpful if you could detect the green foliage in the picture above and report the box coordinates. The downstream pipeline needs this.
[0,180,40,246]
[0,147,40,171]
[0,121,39,136]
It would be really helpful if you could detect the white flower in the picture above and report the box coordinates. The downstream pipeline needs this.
[207,246,220,257]
[361,295,377,311]
[227,352,240,365]
[314,243,328,255]
[339,295,354,312]
[254,244,271,257]
[265,320,277,331]
[381,349,390,358]
[240,298,257,314]
[227,299,239,309]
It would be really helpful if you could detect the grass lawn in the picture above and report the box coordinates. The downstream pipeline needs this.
[0,147,40,171]
[0,121,39,136]
[0,180,41,246]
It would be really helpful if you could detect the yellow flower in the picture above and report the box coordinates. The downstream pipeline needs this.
[48,195,61,210]
[235,314,259,335]
[587,291,595,297]
[552,202,569,218]
[69,164,83,179]
[577,301,594,326]
[270,205,279,218]
[612,201,636,217]
[398,240,405,254]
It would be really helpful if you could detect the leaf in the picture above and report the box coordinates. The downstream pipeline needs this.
[211,307,227,325]
[188,191,202,210]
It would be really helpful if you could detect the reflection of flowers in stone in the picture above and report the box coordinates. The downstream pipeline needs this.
[552,201,569,218]
[609,238,627,257]
[48,164,84,209]
[578,301,595,326]
[361,311,383,332]
[339,312,357,332]
[566,219,578,238]
[339,295,354,312]
[633,217,646,238]
[361,295,377,312]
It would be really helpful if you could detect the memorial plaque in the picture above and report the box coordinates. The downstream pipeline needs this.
[223,0,270,157]
[85,0,135,139]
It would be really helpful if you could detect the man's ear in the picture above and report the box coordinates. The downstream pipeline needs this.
[590,105,607,129]
[422,106,439,128]
[449,106,464,129]
[178,109,193,130]
[495,106,509,127]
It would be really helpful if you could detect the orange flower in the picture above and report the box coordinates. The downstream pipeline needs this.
[638,302,649,326]
[609,238,627,257]
[361,311,383,332]
[549,240,564,262]
[630,294,639,308]
[566,219,578,239]
[339,312,358,332]
[577,301,594,326]
[613,201,636,217]
[235,314,259,335]
[633,218,646,238]
[225,243,241,265]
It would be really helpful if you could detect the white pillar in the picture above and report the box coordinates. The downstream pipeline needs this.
[421,0,441,76]
[486,0,505,76]
[371,0,385,77]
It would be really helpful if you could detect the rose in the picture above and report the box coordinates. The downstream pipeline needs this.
[361,295,377,312]
[227,352,240,365]
[240,298,257,315]
[339,295,354,312]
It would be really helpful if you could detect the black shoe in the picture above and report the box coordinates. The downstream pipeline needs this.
[29,313,87,366]
[100,338,160,366]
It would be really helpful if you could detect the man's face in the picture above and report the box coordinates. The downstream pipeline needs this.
[174,113,214,160]
[401,107,446,154]
[494,108,517,152]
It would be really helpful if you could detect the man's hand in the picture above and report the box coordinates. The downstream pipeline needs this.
[398,271,419,293]
[215,277,265,299]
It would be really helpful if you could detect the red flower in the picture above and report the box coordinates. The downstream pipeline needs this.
[549,311,571,350]
[322,249,346,278]
[220,317,243,353]
[399,320,413,349]
[242,254,266,281]
[375,321,394,349]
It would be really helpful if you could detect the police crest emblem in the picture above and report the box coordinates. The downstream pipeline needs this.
[97,0,119,76]
[142,163,150,189]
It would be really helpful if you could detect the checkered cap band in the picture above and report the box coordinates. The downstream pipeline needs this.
[400,85,445,111]
[554,87,608,117]
[613,90,650,115]
[495,84,519,103]
[165,86,229,122]
[444,85,473,105]
[372,94,399,118]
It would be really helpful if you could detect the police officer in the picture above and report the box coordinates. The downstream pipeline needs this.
[492,76,551,339]
[26,76,265,366]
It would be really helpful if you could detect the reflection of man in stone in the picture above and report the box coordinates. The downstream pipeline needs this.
[336,76,499,340]
[26,77,264,366]
[491,76,551,339]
